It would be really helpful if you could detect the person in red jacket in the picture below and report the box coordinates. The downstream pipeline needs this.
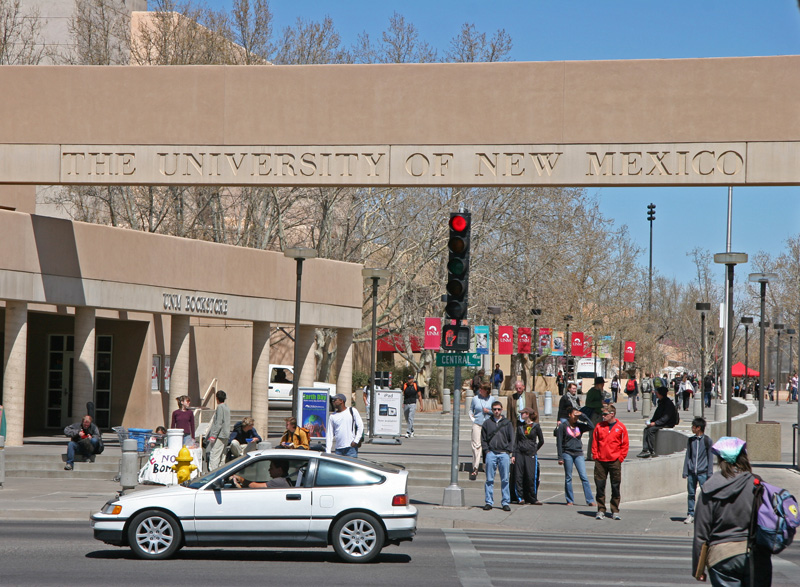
[591,404,629,521]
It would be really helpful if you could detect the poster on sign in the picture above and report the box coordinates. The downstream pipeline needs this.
[424,318,441,350]
[552,331,564,356]
[138,447,203,485]
[571,332,584,356]
[298,388,330,440]
[518,327,532,354]
[151,355,160,391]
[372,389,403,437]
[163,356,171,392]
[623,341,636,362]
[474,325,489,354]
[498,325,514,355]
[583,336,593,358]
[599,335,613,358]
[539,328,552,354]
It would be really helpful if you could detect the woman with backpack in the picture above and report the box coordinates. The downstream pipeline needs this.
[680,373,695,411]
[610,375,620,403]
[692,437,772,586]
[624,377,639,412]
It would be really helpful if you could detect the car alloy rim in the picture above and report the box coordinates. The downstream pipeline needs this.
[339,519,377,557]
[135,516,174,554]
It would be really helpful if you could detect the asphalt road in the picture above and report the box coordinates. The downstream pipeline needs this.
[2,522,798,586]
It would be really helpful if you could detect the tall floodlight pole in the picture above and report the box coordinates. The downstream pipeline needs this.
[531,309,542,393]
[774,323,785,406]
[618,330,624,376]
[787,330,796,403]
[564,315,573,381]
[647,204,656,313]
[741,317,754,396]
[362,268,390,440]
[488,306,502,386]
[714,252,748,437]
[284,247,318,420]
[592,320,603,376]
[749,273,775,421]
[696,303,711,418]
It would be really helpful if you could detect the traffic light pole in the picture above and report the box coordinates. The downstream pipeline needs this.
[647,203,656,314]
[443,365,464,506]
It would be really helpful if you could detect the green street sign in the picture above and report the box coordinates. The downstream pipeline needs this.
[436,352,481,367]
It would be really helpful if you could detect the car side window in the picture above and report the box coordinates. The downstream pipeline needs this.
[314,460,384,487]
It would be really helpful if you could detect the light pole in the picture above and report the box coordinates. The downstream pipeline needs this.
[709,329,718,391]
[592,319,603,376]
[531,309,542,393]
[564,315,573,381]
[647,203,656,314]
[488,306,502,383]
[696,303,711,417]
[618,329,624,377]
[284,246,317,420]
[362,268,390,440]
[787,329,796,403]
[714,252,748,437]
[741,316,754,397]
[774,323,785,406]
[749,273,777,421]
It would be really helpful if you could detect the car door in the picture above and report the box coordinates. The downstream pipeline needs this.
[193,456,311,544]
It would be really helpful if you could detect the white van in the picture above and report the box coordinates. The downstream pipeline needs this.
[268,364,336,408]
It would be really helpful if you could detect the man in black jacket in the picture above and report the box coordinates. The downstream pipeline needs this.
[64,415,103,470]
[637,385,678,458]
[481,401,515,511]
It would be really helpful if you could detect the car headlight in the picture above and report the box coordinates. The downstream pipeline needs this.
[101,501,123,515]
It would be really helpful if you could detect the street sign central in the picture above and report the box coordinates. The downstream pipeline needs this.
[436,352,481,367]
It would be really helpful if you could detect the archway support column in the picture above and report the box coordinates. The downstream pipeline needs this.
[251,321,271,434]
[3,301,27,446]
[73,307,96,420]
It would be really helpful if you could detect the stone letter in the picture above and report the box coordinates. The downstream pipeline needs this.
[504,153,525,177]
[299,153,317,176]
[276,153,296,176]
[364,152,385,177]
[183,153,204,176]
[716,151,744,176]
[433,153,453,177]
[254,153,272,176]
[587,152,615,176]
[646,152,671,176]
[63,153,85,176]
[405,153,430,177]
[529,153,561,176]
[158,153,178,177]
[475,153,498,177]
[120,153,136,176]
[225,153,246,176]
[692,151,715,176]
[336,153,358,177]
[620,152,642,176]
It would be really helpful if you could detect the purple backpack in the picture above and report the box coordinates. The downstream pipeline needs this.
[752,476,800,554]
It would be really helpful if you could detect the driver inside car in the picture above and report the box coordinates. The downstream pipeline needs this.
[231,459,291,489]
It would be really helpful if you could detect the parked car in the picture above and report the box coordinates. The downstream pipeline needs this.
[91,449,416,563]
[268,364,336,408]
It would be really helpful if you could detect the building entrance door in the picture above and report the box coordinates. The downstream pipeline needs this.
[46,334,74,429]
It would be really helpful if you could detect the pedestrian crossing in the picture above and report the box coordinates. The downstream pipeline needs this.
[444,530,694,586]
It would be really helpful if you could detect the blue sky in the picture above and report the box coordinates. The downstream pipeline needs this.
[201,0,800,281]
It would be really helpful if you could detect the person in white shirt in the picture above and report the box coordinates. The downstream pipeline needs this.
[325,393,364,457]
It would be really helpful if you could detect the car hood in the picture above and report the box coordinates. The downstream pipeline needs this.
[115,484,196,503]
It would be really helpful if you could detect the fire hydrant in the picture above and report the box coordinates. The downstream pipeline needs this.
[171,446,197,484]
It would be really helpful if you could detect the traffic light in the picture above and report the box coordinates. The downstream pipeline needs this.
[445,211,471,321]
[647,203,656,221]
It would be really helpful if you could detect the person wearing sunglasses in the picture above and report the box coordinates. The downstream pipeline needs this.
[480,400,516,511]
[591,404,629,520]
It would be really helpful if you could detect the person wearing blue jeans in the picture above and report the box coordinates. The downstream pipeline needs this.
[682,417,714,524]
[64,414,103,470]
[481,401,515,511]
[556,407,595,505]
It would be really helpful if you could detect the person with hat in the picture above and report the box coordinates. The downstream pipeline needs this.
[692,437,772,585]
[513,407,544,505]
[325,393,363,458]
[402,373,423,438]
[584,376,605,461]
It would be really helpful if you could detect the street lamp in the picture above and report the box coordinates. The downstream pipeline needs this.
[696,302,712,417]
[531,309,542,393]
[749,273,777,421]
[284,246,317,419]
[741,317,754,398]
[362,267,390,440]
[774,323,785,406]
[787,329,796,404]
[714,252,748,437]
[564,315,573,381]
[592,319,603,376]
[488,306,502,387]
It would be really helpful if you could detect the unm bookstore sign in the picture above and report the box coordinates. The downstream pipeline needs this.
[53,143,747,186]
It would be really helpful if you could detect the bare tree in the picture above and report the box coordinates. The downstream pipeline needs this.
[446,23,512,63]
[65,0,130,64]
[353,11,437,64]
[230,0,272,64]
[273,15,348,64]
[0,0,48,64]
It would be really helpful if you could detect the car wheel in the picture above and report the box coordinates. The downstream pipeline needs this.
[127,510,183,560]
[331,512,384,563]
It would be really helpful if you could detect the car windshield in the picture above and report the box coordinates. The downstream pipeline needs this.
[187,455,249,489]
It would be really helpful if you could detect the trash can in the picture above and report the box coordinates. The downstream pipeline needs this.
[544,391,553,416]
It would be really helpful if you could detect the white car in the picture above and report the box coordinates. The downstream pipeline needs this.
[91,450,417,563]
[268,364,336,408]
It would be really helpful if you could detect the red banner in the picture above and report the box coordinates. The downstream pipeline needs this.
[571,332,584,356]
[584,336,593,358]
[498,325,514,355]
[424,318,441,350]
[538,327,552,353]
[623,341,636,362]
[517,327,532,354]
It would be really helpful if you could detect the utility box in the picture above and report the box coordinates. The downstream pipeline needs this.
[746,421,781,462]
